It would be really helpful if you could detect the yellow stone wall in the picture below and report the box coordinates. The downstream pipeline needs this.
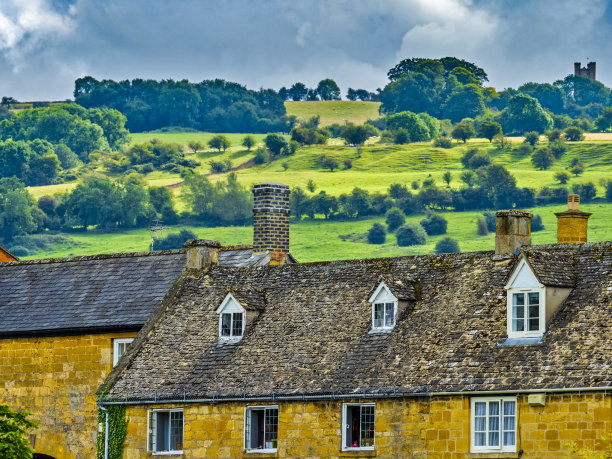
[0,332,137,458]
[556,214,590,243]
[122,393,611,459]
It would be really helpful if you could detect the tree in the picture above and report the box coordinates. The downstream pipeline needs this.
[395,224,426,246]
[564,126,584,141]
[341,125,369,146]
[531,147,555,170]
[443,84,485,123]
[264,134,288,156]
[500,94,553,134]
[154,229,197,251]
[523,131,540,146]
[595,107,612,131]
[0,405,38,458]
[318,156,338,172]
[288,82,308,101]
[476,164,517,209]
[451,120,475,143]
[553,171,571,185]
[518,82,565,114]
[241,135,255,150]
[0,178,38,241]
[306,179,316,193]
[367,223,386,244]
[442,171,452,187]
[477,120,502,142]
[385,207,405,232]
[208,135,231,152]
[570,165,584,177]
[289,187,309,220]
[316,79,341,101]
[460,171,476,188]
[435,237,459,254]
[188,140,203,154]
[386,111,431,141]
[477,218,488,236]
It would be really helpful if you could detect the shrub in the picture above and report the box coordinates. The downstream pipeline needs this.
[477,218,488,236]
[282,161,289,171]
[460,148,479,168]
[385,207,405,232]
[435,237,460,254]
[8,245,29,257]
[420,214,448,236]
[253,148,270,165]
[394,129,410,144]
[395,224,426,246]
[546,128,562,141]
[572,182,597,202]
[564,126,584,141]
[367,223,386,244]
[433,137,452,148]
[531,214,545,232]
[320,156,339,171]
[553,171,571,185]
[606,181,612,202]
[153,229,197,251]
[523,131,540,146]
[514,144,533,156]
[209,159,231,173]
[468,152,491,169]
[422,178,435,188]
[570,165,584,177]
[549,139,567,159]
[411,181,419,190]
[483,212,496,232]
[343,159,353,169]
[531,147,555,170]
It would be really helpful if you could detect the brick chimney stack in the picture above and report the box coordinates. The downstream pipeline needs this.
[252,182,290,264]
[555,194,591,243]
[495,210,532,257]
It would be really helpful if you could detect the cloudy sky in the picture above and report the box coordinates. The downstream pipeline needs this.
[1,0,611,101]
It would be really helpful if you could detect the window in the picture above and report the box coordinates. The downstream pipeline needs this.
[244,406,278,452]
[368,282,398,332]
[471,397,516,453]
[113,338,134,366]
[148,409,183,454]
[216,293,245,340]
[342,403,375,450]
[505,258,546,338]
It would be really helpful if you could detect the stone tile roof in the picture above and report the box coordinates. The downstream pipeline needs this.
[105,242,612,399]
[0,246,284,337]
[522,246,576,287]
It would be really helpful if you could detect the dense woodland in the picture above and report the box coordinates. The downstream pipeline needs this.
[2,56,612,254]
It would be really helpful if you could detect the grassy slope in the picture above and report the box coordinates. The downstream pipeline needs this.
[285,101,381,127]
[22,202,612,262]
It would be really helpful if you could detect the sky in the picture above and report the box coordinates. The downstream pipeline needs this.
[1,0,611,101]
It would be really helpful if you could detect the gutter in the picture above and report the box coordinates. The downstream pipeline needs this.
[98,386,612,406]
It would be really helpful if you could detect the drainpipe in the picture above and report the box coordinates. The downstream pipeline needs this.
[99,405,109,459]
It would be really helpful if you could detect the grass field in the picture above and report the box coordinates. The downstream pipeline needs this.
[20,202,612,262]
[285,101,381,126]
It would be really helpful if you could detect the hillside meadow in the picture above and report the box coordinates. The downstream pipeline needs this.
[21,202,612,262]
[284,100,381,126]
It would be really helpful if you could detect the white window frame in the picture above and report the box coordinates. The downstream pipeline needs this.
[341,403,375,451]
[147,408,184,455]
[113,338,134,366]
[215,293,246,341]
[368,282,398,332]
[244,405,279,453]
[470,397,517,453]
[505,258,546,338]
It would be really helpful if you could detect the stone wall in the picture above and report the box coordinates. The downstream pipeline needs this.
[121,392,611,458]
[0,332,137,458]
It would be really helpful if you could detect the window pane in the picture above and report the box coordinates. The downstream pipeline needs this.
[488,402,500,446]
[170,412,183,451]
[156,411,169,451]
[528,292,539,305]
[221,313,231,336]
[503,401,516,447]
[513,293,524,307]
[232,313,243,336]
[347,406,360,447]
[384,303,394,328]
[474,432,486,446]
[264,408,278,448]
[373,304,384,328]
[360,405,375,447]
[474,402,486,417]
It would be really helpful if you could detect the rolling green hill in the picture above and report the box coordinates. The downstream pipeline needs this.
[285,101,381,126]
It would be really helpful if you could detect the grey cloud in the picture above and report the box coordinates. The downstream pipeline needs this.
[0,0,611,101]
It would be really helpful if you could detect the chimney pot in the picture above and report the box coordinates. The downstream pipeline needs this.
[494,209,532,257]
[184,239,220,268]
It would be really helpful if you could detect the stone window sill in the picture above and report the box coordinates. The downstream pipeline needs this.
[466,453,518,459]
[339,450,377,457]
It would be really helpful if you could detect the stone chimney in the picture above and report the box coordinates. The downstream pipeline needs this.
[252,182,290,264]
[555,194,591,243]
[495,210,533,257]
[184,239,220,268]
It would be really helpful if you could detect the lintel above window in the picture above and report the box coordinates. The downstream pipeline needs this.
[216,293,246,341]
[369,282,398,332]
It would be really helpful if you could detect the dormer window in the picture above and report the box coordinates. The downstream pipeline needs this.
[216,294,246,340]
[368,282,398,332]
[505,258,545,339]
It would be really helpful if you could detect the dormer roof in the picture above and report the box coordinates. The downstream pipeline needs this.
[508,248,575,288]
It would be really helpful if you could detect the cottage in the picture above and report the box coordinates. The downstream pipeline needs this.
[0,182,295,458]
[100,196,612,458]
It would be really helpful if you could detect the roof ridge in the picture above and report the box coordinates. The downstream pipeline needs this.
[1,249,186,266]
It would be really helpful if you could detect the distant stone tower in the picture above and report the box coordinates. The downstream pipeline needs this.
[574,62,596,81]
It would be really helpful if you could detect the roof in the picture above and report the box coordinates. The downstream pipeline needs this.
[521,247,576,287]
[0,245,290,337]
[0,245,17,262]
[105,242,612,400]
